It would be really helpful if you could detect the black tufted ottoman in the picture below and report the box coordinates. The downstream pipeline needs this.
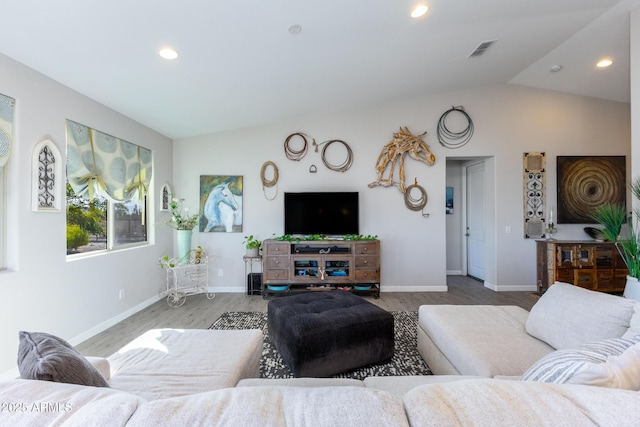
[267,291,394,377]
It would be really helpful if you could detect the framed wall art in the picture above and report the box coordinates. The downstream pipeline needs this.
[199,175,243,233]
[557,156,625,224]
[523,152,546,238]
[446,187,453,214]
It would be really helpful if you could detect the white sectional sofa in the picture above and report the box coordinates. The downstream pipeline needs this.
[417,282,640,377]
[2,283,640,425]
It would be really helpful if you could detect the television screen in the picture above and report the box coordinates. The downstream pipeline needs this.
[284,192,359,236]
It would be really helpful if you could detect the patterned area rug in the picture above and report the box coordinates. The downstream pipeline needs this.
[209,311,432,379]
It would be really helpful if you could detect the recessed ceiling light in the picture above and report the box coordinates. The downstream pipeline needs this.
[411,4,429,18]
[288,24,302,35]
[596,58,613,68]
[549,65,563,73]
[159,48,178,60]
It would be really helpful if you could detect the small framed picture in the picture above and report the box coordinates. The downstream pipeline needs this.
[160,183,172,211]
[446,187,454,215]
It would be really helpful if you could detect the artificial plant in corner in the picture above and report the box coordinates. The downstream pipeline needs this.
[591,177,640,300]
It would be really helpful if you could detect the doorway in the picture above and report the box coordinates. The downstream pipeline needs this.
[445,157,494,286]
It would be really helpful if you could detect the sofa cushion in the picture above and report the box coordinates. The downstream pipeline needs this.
[403,378,640,426]
[107,329,263,400]
[363,375,483,403]
[127,386,409,426]
[17,331,109,388]
[417,305,553,376]
[522,335,640,390]
[526,283,637,349]
[237,378,365,388]
[0,379,142,426]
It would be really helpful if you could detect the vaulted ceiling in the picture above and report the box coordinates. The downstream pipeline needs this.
[0,0,637,139]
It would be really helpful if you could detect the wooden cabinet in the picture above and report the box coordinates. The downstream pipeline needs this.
[262,239,380,297]
[536,240,627,294]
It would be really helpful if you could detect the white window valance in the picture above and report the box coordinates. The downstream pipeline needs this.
[66,120,153,202]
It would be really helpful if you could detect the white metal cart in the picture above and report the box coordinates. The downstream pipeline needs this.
[160,252,215,308]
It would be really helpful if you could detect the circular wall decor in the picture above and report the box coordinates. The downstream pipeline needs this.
[320,139,353,172]
[437,106,474,149]
[260,161,279,188]
[260,160,279,200]
[557,156,625,223]
[284,132,313,161]
[404,180,429,217]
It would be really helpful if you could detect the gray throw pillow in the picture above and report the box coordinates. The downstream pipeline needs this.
[17,331,109,387]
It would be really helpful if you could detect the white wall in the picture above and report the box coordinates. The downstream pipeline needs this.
[0,53,174,376]
[174,84,630,294]
[633,7,640,180]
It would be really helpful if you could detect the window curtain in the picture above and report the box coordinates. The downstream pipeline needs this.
[66,120,152,203]
[0,93,15,168]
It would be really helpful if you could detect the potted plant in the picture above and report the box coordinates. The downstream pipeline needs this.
[243,235,262,257]
[592,177,640,300]
[160,195,200,262]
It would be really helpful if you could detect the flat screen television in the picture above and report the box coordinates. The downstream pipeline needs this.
[284,192,359,236]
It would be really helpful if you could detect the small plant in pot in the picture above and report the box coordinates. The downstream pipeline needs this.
[243,235,262,257]
[591,177,640,301]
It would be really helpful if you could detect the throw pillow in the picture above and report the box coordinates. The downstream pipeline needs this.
[525,283,636,349]
[17,331,109,387]
[568,342,640,389]
[522,335,640,390]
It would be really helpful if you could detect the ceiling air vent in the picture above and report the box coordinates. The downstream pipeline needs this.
[468,40,497,58]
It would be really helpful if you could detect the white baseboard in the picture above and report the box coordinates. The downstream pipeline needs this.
[446,270,463,275]
[381,285,448,292]
[213,286,247,293]
[484,282,537,292]
[68,294,162,348]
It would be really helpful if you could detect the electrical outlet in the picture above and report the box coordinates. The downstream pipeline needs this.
[505,225,512,234]
[119,289,125,300]
[218,269,224,277]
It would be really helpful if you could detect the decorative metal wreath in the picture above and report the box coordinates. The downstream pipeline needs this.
[437,106,474,149]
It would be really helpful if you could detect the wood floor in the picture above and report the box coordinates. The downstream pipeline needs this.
[76,275,537,357]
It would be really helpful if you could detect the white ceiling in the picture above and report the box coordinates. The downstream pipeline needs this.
[0,0,637,139]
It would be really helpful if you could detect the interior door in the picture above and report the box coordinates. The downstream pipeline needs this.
[466,162,485,280]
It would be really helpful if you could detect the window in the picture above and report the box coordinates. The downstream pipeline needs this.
[66,185,147,255]
[65,120,152,257]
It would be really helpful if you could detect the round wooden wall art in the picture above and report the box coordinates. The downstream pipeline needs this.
[557,156,625,224]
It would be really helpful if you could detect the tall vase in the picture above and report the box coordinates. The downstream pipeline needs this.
[176,229,193,263]
[624,275,640,301]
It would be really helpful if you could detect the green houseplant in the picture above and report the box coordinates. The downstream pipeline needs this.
[243,235,262,257]
[592,177,640,300]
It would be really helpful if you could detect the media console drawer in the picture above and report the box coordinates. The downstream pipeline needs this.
[265,270,288,281]
[265,257,290,269]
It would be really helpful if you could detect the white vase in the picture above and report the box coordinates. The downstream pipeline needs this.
[246,247,259,257]
[623,275,640,301]
[176,229,193,263]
